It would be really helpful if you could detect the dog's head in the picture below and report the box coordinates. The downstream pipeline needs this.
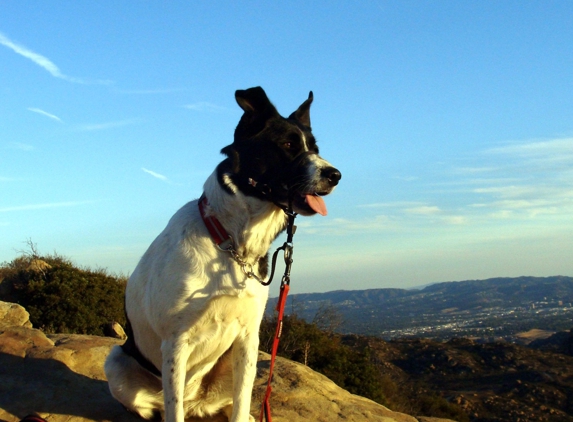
[219,86,341,216]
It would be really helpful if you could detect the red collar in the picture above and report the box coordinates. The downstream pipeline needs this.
[198,194,234,251]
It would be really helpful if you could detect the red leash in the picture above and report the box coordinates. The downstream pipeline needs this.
[259,212,295,422]
[260,281,290,422]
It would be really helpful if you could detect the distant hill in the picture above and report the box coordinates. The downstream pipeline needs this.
[268,276,573,340]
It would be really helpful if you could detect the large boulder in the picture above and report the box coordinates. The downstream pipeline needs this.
[0,301,457,422]
[252,352,421,422]
[0,302,32,329]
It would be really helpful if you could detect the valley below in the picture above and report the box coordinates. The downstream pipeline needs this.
[273,276,573,343]
[266,276,573,421]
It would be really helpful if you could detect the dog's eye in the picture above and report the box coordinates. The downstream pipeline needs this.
[282,133,301,150]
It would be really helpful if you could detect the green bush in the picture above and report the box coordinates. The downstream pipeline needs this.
[417,393,470,422]
[0,250,127,336]
[260,313,388,406]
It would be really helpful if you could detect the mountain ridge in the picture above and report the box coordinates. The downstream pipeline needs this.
[268,275,573,340]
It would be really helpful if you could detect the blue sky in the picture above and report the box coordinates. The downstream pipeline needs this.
[1,1,572,295]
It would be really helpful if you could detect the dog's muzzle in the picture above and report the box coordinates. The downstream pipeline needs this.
[285,153,341,216]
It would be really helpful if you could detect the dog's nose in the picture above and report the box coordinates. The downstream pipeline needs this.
[322,167,341,187]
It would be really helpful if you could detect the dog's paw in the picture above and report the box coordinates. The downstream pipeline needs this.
[221,404,256,422]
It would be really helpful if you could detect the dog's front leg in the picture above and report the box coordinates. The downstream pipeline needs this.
[229,333,259,422]
[161,336,191,422]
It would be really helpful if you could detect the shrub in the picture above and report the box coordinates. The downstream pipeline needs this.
[0,249,127,336]
[417,393,470,422]
[260,313,388,406]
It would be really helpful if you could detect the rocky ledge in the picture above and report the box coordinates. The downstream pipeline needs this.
[0,301,456,422]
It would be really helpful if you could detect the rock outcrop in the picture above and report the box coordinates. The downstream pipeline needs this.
[0,301,33,329]
[0,301,456,422]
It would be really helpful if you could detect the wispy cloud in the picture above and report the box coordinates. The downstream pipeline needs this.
[357,201,424,209]
[27,107,63,122]
[392,175,419,181]
[405,205,441,215]
[120,88,187,95]
[443,216,467,225]
[453,166,497,174]
[484,138,573,173]
[342,138,573,240]
[76,119,138,131]
[7,142,35,151]
[184,102,227,112]
[298,215,396,236]
[0,200,96,213]
[142,167,169,182]
[487,138,573,158]
[469,138,573,213]
[299,209,467,238]
[0,31,64,78]
[0,31,112,85]
[473,185,536,199]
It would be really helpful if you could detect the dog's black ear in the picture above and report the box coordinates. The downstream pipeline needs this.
[234,87,279,140]
[235,87,278,118]
[289,91,313,128]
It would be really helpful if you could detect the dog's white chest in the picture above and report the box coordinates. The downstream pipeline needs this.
[183,294,265,366]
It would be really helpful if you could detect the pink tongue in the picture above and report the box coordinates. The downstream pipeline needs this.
[305,194,328,216]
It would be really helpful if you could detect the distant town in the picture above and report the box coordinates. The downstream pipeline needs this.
[269,276,573,343]
[378,298,573,342]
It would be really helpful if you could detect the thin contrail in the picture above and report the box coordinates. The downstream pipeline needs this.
[27,107,63,122]
[142,167,169,182]
[0,31,112,84]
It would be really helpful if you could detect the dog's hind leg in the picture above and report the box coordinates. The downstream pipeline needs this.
[183,347,234,419]
[180,346,255,422]
[104,346,164,420]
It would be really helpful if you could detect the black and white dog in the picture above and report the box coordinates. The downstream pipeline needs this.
[104,87,341,422]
